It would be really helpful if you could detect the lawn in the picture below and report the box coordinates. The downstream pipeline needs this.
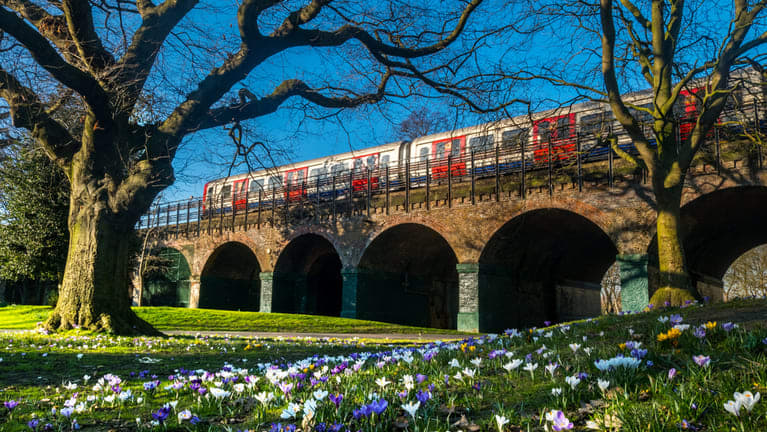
[0,305,469,335]
[0,298,766,431]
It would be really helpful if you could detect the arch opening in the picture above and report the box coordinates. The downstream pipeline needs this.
[358,223,458,329]
[273,234,343,316]
[200,242,260,310]
[648,186,767,301]
[142,247,191,307]
[479,209,617,332]
[723,244,767,300]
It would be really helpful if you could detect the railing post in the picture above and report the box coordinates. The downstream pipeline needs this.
[175,203,180,238]
[520,138,526,199]
[348,169,353,217]
[257,189,262,229]
[548,138,553,197]
[495,146,500,202]
[196,200,201,236]
[271,185,275,228]
[231,190,237,231]
[608,138,614,188]
[715,126,721,176]
[447,154,453,208]
[332,175,337,224]
[316,176,321,223]
[754,99,763,169]
[147,205,152,229]
[243,187,249,230]
[166,204,171,236]
[207,196,212,235]
[405,161,410,213]
[425,158,431,210]
[366,168,371,217]
[576,133,583,192]
[185,200,191,237]
[284,184,289,226]
[219,192,224,233]
[385,166,390,215]
[470,150,476,205]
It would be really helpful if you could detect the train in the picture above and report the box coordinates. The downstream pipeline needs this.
[200,69,764,213]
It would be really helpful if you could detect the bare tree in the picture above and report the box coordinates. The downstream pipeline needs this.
[398,106,450,140]
[723,244,767,299]
[500,0,767,305]
[601,262,622,314]
[0,0,496,334]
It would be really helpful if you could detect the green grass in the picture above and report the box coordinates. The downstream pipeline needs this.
[0,305,470,334]
[1,298,766,431]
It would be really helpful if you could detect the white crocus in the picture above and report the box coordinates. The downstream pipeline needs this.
[569,343,581,353]
[503,359,523,372]
[597,379,610,392]
[551,387,563,396]
[523,362,538,379]
[495,414,510,431]
[402,401,420,418]
[375,377,391,388]
[313,390,328,401]
[734,391,761,412]
[449,358,461,368]
[565,375,581,390]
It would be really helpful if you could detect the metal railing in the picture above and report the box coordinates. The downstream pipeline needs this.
[137,100,766,237]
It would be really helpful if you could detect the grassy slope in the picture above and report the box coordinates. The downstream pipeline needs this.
[0,305,468,334]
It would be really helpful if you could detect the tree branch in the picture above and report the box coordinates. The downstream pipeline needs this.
[0,67,80,168]
[61,0,115,72]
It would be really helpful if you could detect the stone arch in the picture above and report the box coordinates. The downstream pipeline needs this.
[478,208,617,332]
[200,241,261,310]
[142,247,192,307]
[357,223,459,329]
[647,185,767,300]
[273,233,343,316]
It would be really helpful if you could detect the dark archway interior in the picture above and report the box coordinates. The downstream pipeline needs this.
[200,242,260,311]
[648,186,767,296]
[142,248,192,307]
[273,234,343,316]
[479,209,617,332]
[357,224,458,329]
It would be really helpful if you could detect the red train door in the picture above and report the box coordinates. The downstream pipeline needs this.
[431,136,466,178]
[232,179,248,210]
[352,153,380,191]
[532,114,576,162]
[678,88,702,143]
[284,167,308,201]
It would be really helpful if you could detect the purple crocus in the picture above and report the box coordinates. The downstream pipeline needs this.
[27,419,39,430]
[151,406,171,423]
[670,314,683,325]
[722,322,736,332]
[416,374,427,384]
[4,400,18,410]
[369,399,388,415]
[546,410,573,431]
[668,368,678,380]
[329,393,343,408]
[416,390,431,404]
[693,327,706,339]
[692,355,711,367]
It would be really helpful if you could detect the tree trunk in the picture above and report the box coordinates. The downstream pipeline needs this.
[45,199,159,335]
[649,184,697,307]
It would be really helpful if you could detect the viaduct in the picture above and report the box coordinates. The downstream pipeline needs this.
[137,157,767,332]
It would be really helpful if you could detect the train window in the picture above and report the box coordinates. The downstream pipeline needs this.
[353,158,364,173]
[309,167,328,181]
[556,116,572,138]
[435,141,447,159]
[268,176,281,190]
[367,155,378,169]
[537,121,552,141]
[451,139,461,158]
[331,162,347,177]
[469,135,493,153]
[296,170,305,184]
[580,113,604,135]
[221,185,231,200]
[249,179,264,193]
[206,186,215,200]
[381,154,390,167]
[502,129,527,148]
[419,147,429,162]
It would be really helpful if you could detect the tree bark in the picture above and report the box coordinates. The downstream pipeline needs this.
[44,193,159,335]
[649,181,697,307]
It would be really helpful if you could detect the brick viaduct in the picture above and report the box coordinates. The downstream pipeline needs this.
[139,164,767,332]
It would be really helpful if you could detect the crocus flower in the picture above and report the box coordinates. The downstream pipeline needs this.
[545,410,573,430]
[495,414,510,431]
[668,368,677,381]
[692,355,710,367]
[401,401,420,418]
[329,393,343,408]
[4,400,18,410]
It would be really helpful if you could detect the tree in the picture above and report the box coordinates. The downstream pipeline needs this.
[503,0,767,305]
[723,244,767,299]
[399,107,450,140]
[0,141,69,301]
[0,0,492,333]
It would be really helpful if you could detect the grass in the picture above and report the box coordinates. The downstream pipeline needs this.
[0,298,766,431]
[0,305,470,335]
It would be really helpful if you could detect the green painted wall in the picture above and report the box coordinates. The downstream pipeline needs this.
[618,254,649,312]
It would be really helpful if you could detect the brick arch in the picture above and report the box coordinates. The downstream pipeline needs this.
[279,225,349,268]
[195,233,270,275]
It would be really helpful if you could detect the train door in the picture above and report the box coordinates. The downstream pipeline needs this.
[677,88,702,143]
[431,136,466,178]
[232,179,248,210]
[533,114,576,162]
[351,153,380,191]
[284,167,308,201]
